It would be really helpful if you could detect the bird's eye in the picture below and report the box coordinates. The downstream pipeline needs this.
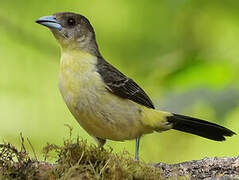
[67,18,76,26]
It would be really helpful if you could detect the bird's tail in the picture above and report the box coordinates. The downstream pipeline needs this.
[141,107,235,141]
[166,113,235,141]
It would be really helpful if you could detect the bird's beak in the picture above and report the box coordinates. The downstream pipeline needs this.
[35,15,62,30]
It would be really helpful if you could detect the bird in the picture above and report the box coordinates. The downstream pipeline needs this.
[36,12,235,161]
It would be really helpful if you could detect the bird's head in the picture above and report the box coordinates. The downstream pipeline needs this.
[36,12,99,55]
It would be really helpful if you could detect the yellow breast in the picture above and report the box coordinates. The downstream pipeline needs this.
[58,50,152,141]
[58,50,99,100]
[58,50,104,117]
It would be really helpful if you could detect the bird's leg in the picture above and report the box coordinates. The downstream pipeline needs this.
[134,137,140,161]
[92,136,106,150]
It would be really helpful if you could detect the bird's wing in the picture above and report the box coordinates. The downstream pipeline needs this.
[96,57,155,109]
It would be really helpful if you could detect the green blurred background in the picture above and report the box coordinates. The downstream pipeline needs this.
[0,0,238,163]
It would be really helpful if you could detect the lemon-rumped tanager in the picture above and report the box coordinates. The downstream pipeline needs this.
[36,12,235,160]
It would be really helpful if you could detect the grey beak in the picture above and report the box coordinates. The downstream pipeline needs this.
[35,15,62,30]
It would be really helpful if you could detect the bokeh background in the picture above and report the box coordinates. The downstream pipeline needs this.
[0,0,238,163]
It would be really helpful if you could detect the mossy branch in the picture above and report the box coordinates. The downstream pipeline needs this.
[0,129,238,179]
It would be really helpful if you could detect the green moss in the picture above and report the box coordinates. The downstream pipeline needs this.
[0,128,165,179]
[42,136,163,179]
[0,143,38,179]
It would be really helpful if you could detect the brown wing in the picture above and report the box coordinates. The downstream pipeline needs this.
[96,57,155,109]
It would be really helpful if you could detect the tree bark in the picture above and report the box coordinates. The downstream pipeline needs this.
[154,157,239,179]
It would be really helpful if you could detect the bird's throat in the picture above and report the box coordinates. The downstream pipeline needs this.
[60,50,97,74]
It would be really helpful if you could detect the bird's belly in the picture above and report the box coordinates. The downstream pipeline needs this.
[59,69,151,141]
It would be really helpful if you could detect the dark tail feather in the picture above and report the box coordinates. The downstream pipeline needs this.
[167,113,236,141]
